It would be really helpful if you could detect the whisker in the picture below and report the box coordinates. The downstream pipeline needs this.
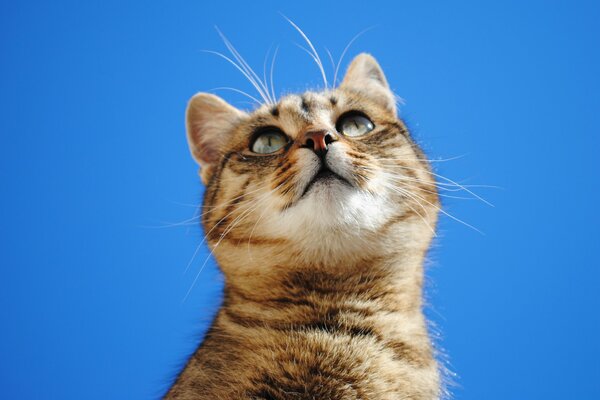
[215,27,273,103]
[246,179,290,258]
[202,50,271,104]
[140,215,200,229]
[197,184,271,215]
[262,45,273,103]
[182,198,260,302]
[184,188,270,274]
[183,184,283,302]
[269,46,279,102]
[179,184,274,274]
[210,87,262,105]
[294,43,329,86]
[387,182,483,234]
[391,187,437,235]
[356,164,484,199]
[365,177,436,235]
[380,176,478,201]
[378,162,494,207]
[333,27,375,87]
[282,15,328,89]
[375,154,467,163]
[168,200,201,208]
[377,172,484,199]
[354,163,484,233]
[183,243,203,275]
[184,199,255,276]
[325,47,336,78]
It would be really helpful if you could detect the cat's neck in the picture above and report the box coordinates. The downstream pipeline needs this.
[222,246,427,316]
[215,247,435,375]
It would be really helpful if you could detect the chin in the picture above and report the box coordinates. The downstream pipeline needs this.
[278,178,392,236]
[305,177,352,205]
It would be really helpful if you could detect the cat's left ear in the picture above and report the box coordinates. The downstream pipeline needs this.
[340,53,396,114]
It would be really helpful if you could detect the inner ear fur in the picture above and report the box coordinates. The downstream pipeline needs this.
[340,53,397,114]
[186,93,246,183]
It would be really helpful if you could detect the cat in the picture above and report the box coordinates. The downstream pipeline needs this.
[165,53,442,399]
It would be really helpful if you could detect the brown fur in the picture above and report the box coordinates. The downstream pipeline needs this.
[166,54,442,399]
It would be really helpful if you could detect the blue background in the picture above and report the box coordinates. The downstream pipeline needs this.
[1,1,599,399]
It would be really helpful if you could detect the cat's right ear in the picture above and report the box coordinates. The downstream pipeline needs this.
[186,93,246,183]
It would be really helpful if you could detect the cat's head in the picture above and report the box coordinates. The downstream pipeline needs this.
[187,54,438,268]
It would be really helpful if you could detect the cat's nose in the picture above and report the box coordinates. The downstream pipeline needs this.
[300,130,338,157]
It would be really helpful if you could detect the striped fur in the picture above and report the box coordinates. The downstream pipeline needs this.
[166,54,442,399]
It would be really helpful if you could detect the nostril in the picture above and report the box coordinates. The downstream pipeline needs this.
[301,131,336,153]
[304,138,315,149]
[324,133,335,146]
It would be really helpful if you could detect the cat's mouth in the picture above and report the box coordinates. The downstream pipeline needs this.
[300,164,352,198]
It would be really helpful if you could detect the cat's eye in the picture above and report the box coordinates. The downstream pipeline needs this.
[250,129,288,154]
[336,112,375,137]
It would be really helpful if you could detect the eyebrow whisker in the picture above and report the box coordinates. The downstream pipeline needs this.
[282,15,329,89]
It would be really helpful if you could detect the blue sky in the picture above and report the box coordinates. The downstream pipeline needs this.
[1,1,599,399]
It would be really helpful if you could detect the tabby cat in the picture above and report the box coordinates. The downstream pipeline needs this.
[166,54,442,399]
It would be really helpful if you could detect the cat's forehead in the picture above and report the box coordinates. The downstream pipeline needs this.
[271,91,337,112]
[255,90,336,121]
[242,89,370,137]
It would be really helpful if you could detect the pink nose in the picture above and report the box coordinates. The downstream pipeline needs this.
[300,130,337,157]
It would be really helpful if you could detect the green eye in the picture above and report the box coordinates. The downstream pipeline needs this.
[250,130,288,154]
[337,113,375,137]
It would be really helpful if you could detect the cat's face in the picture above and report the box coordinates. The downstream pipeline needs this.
[187,54,438,267]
